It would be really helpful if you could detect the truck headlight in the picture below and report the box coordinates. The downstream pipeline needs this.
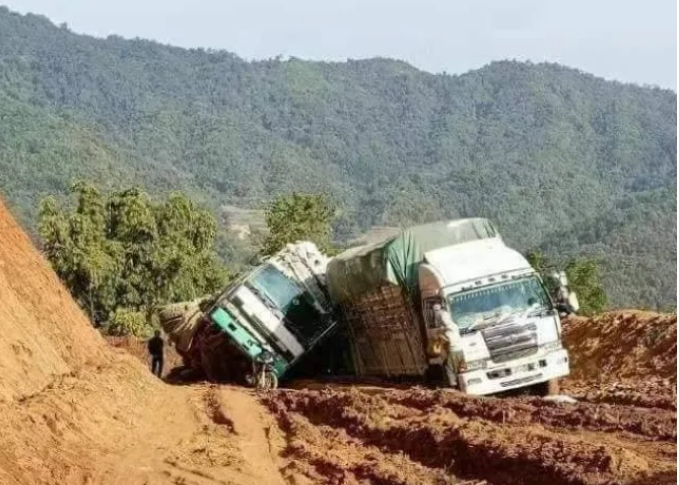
[460,358,488,372]
[542,341,561,351]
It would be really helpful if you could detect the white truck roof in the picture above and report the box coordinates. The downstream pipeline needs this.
[423,238,533,288]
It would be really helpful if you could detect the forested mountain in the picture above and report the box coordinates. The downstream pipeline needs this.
[0,7,676,309]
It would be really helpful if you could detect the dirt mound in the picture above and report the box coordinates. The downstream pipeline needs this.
[265,387,676,485]
[0,200,110,401]
[0,200,286,485]
[562,311,677,383]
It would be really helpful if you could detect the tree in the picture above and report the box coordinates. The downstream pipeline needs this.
[526,249,607,315]
[565,258,608,315]
[526,250,549,273]
[39,181,229,333]
[0,9,675,310]
[261,193,337,256]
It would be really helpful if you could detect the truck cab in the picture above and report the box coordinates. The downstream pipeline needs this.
[419,239,570,395]
[205,242,337,379]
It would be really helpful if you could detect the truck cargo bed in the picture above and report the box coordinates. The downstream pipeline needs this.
[341,285,428,377]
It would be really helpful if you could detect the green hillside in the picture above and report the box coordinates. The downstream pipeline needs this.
[0,7,675,309]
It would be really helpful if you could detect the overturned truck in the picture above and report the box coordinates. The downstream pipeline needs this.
[159,242,338,383]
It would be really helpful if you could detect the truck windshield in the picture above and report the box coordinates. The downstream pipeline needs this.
[447,276,551,330]
[248,264,326,346]
[249,264,302,310]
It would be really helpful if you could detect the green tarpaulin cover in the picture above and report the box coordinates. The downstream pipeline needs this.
[326,218,499,303]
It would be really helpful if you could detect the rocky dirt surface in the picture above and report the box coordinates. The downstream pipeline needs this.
[562,311,676,383]
[264,386,676,485]
[105,334,184,376]
[0,197,676,485]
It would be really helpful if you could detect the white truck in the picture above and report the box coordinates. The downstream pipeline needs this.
[326,218,573,396]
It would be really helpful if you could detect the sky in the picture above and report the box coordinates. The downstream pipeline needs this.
[4,0,677,90]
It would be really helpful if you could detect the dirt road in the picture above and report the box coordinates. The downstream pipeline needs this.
[87,384,289,485]
[263,384,675,485]
[11,369,674,485]
[0,197,676,485]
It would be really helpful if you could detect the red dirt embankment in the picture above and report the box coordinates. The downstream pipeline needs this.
[0,199,285,485]
[562,311,676,383]
[0,198,165,482]
[0,209,108,401]
[560,311,677,409]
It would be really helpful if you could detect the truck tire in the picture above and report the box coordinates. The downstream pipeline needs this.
[424,365,446,387]
[535,378,560,396]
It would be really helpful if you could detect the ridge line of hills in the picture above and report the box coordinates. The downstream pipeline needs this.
[0,6,676,309]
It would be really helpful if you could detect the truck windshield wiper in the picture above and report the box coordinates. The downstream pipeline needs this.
[245,283,280,312]
[464,306,536,333]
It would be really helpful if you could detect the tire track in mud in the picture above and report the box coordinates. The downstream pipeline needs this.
[381,388,676,441]
[269,398,486,485]
[264,389,676,485]
[560,379,677,411]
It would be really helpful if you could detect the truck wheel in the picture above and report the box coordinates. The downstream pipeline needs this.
[536,378,560,396]
[424,365,450,387]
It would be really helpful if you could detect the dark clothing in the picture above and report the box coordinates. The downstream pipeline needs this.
[148,336,164,357]
[148,336,164,378]
[151,355,164,378]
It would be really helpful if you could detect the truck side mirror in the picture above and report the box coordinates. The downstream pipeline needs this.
[557,271,568,287]
[567,291,580,313]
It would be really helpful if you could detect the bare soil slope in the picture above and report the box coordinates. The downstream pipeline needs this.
[0,197,675,485]
[561,311,677,410]
[562,311,676,383]
[0,199,287,485]
[0,201,107,400]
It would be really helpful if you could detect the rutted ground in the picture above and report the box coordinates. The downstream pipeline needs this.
[0,196,676,485]
[257,310,677,485]
[264,386,676,485]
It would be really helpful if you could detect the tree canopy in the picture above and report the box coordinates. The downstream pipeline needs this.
[261,193,336,256]
[527,249,607,315]
[0,7,675,310]
[39,182,228,334]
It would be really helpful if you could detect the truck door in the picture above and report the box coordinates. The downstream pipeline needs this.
[422,297,440,329]
[422,296,445,363]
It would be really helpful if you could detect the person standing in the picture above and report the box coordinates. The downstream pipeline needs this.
[147,330,164,378]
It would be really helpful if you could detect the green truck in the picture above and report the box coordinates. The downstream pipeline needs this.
[159,242,338,384]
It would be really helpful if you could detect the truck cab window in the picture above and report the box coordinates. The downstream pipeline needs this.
[249,264,301,310]
[447,276,551,330]
[248,264,326,346]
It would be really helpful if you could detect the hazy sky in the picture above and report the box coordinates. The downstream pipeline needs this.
[4,0,677,89]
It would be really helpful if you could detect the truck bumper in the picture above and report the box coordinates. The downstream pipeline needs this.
[458,348,569,396]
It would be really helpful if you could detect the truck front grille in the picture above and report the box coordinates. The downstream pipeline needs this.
[482,321,538,363]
